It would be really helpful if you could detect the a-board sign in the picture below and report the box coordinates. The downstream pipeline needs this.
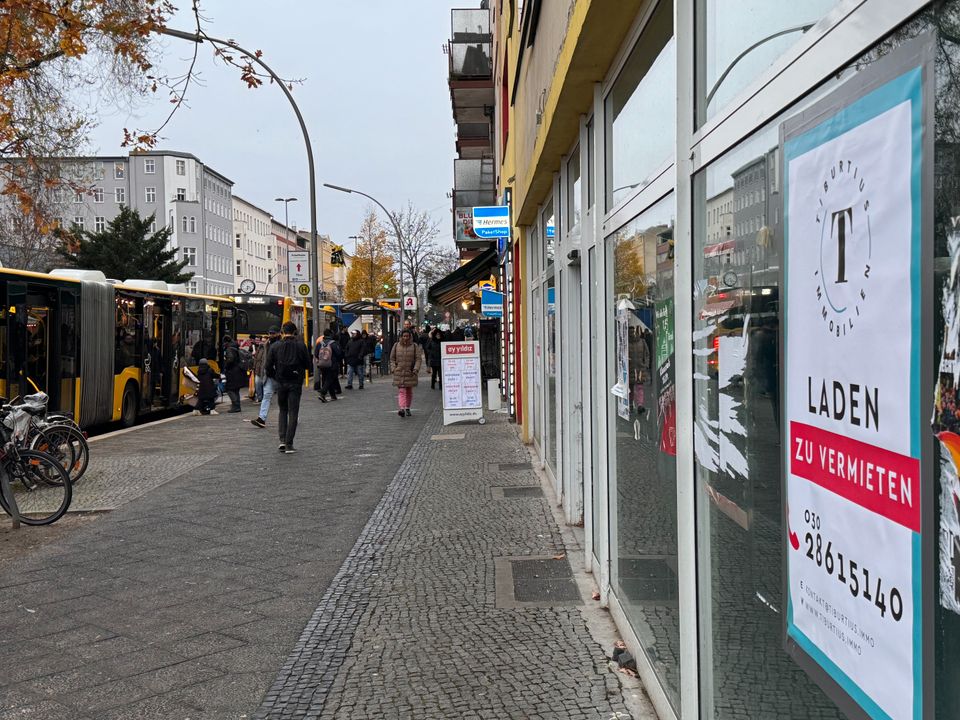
[781,38,931,720]
[441,341,482,425]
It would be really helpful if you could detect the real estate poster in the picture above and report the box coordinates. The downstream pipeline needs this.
[782,60,926,720]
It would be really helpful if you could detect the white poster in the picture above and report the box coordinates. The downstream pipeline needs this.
[441,341,483,425]
[783,67,923,720]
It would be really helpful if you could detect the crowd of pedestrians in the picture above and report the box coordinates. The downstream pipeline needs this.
[192,320,467,451]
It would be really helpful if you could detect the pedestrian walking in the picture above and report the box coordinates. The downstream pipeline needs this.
[427,328,443,390]
[193,358,219,415]
[374,336,384,375]
[390,329,422,417]
[250,326,281,429]
[344,330,366,390]
[338,328,350,376]
[362,329,376,382]
[314,327,343,402]
[221,334,247,413]
[265,321,313,454]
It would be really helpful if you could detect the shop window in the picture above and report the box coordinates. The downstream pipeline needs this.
[607,194,679,708]
[567,146,582,230]
[543,199,555,268]
[695,0,840,126]
[605,0,675,210]
[545,274,557,473]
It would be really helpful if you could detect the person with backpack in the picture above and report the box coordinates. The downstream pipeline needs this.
[390,329,422,417]
[314,327,343,403]
[221,334,248,413]
[264,322,313,454]
[250,326,281,429]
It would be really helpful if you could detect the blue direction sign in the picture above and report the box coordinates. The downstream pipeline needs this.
[481,289,504,318]
[472,206,510,239]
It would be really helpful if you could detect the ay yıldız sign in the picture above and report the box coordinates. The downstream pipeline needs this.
[782,46,930,720]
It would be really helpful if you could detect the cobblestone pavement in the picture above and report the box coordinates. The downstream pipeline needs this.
[256,405,644,719]
[0,378,645,719]
[0,380,438,719]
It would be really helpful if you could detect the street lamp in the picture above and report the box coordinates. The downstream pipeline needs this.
[159,27,321,347]
[275,197,297,296]
[323,183,406,329]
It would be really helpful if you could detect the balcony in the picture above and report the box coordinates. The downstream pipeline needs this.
[449,8,493,156]
[452,158,496,250]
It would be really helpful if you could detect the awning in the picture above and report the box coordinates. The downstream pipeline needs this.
[428,247,498,305]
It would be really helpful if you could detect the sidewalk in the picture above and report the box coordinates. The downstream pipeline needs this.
[0,379,651,719]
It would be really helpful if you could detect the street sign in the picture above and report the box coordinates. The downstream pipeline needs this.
[295,282,312,298]
[472,206,510,239]
[478,279,496,291]
[403,296,418,311]
[481,289,503,318]
[288,250,310,283]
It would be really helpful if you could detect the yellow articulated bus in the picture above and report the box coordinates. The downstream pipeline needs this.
[0,267,234,428]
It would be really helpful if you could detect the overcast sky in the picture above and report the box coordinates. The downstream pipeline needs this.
[89,1,461,254]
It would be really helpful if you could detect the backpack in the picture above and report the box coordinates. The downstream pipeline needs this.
[315,341,333,369]
[273,339,305,383]
[237,347,253,371]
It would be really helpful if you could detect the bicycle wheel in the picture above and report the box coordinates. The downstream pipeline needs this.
[0,450,72,525]
[31,425,88,484]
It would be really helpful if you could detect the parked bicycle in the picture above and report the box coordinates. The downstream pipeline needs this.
[5,394,89,485]
[0,400,72,525]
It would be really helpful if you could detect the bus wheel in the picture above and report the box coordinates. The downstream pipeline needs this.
[120,383,138,428]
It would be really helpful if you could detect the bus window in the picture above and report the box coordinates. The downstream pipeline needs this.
[26,308,48,394]
[58,289,78,414]
[185,299,214,366]
[115,294,142,374]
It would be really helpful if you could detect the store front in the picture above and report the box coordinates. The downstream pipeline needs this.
[509,0,960,717]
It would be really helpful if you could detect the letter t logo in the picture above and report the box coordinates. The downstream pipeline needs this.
[831,207,854,284]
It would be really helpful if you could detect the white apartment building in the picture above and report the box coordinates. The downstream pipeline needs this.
[232,196,277,294]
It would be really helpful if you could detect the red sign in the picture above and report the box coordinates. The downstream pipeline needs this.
[789,421,920,533]
[443,343,475,356]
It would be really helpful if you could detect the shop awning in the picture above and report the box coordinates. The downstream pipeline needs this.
[428,247,498,305]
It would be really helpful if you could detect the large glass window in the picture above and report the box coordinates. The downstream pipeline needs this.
[608,195,679,708]
[695,0,841,125]
[546,274,558,473]
[568,146,582,230]
[532,285,543,450]
[543,199,556,268]
[605,0,675,210]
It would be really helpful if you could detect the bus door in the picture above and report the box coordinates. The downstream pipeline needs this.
[142,299,156,407]
[55,288,79,416]
[149,299,175,408]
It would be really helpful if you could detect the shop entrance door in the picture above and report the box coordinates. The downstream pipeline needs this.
[561,264,583,524]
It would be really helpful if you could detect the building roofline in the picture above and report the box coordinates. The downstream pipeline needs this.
[232,194,273,218]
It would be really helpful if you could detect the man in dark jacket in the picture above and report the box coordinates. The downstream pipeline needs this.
[221,335,246,413]
[265,322,313,454]
[314,327,343,402]
[344,331,366,390]
[337,328,350,376]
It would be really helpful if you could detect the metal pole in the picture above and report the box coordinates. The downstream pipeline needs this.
[322,184,405,329]
[161,27,321,347]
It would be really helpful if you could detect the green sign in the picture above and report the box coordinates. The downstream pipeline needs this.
[654,298,674,367]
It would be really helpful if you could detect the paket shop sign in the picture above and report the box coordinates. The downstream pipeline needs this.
[782,58,926,720]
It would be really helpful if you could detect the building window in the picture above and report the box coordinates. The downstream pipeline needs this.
[145,187,156,203]
[114,162,125,180]
[115,187,125,204]
[187,280,197,293]
[93,165,104,181]
[183,248,196,266]
[144,158,155,174]
[176,188,186,201]
[267,246,272,260]
[236,260,242,276]
[605,0,675,210]
[567,145,581,229]
[93,187,104,203]
[73,216,84,230]
[94,216,105,233]
[73,190,83,204]
[189,216,196,233]
[607,194,679,708]
[181,215,188,232]
[176,159,186,175]
[150,221,157,233]
[235,233,241,249]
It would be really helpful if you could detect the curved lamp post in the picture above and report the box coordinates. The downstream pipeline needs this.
[323,183,406,328]
[160,27,321,346]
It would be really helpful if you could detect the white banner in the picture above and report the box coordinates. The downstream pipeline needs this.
[783,66,924,720]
